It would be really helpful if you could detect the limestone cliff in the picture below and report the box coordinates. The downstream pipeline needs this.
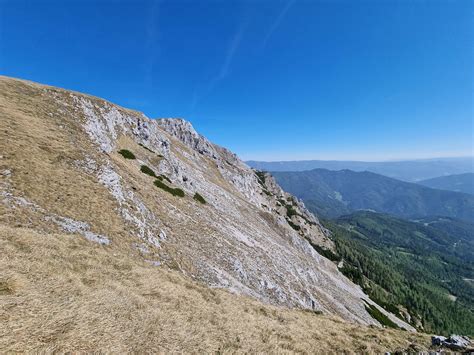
[0,75,412,330]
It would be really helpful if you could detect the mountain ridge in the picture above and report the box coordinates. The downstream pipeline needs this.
[271,168,474,222]
[418,173,474,195]
[0,75,415,339]
[247,157,474,182]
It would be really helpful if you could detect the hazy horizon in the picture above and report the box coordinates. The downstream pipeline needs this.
[245,155,474,164]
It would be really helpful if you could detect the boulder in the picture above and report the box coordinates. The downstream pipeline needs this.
[432,334,471,350]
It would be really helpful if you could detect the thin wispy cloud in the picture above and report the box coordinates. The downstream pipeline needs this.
[262,0,296,48]
[191,20,248,111]
[145,0,160,87]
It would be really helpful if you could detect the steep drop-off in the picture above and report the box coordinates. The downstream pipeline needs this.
[0,76,420,350]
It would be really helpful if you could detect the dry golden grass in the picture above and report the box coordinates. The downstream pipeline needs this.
[0,225,431,353]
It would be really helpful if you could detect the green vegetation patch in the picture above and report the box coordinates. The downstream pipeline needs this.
[287,219,301,231]
[255,170,266,186]
[140,165,157,178]
[153,179,185,197]
[254,170,272,196]
[322,214,474,335]
[193,192,206,204]
[118,149,136,159]
[306,240,341,262]
[363,301,399,329]
[285,204,298,218]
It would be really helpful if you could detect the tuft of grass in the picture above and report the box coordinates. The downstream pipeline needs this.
[153,179,185,197]
[118,149,136,159]
[0,279,15,295]
[193,192,206,204]
[140,165,157,178]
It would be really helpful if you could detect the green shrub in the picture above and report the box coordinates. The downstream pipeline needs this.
[193,192,206,204]
[255,170,266,186]
[140,165,157,178]
[286,205,298,218]
[287,219,301,231]
[118,149,136,159]
[306,240,341,262]
[153,179,185,197]
[363,301,399,329]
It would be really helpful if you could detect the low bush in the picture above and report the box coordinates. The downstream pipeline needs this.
[193,192,206,204]
[118,149,136,159]
[306,240,341,262]
[363,301,399,329]
[153,179,185,197]
[140,165,157,178]
[287,219,301,231]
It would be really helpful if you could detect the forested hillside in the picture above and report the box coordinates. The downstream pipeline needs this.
[272,169,474,222]
[321,212,474,335]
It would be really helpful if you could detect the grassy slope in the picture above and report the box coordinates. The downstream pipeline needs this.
[0,225,431,353]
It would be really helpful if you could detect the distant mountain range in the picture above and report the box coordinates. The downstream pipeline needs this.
[271,168,474,222]
[418,173,474,195]
[247,157,474,182]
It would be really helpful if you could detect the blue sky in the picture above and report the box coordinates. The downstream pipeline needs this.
[1,0,472,161]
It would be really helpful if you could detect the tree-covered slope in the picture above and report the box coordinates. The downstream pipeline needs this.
[418,173,474,195]
[321,211,474,335]
[272,169,474,222]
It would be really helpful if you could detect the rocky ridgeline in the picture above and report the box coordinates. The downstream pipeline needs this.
[0,76,413,330]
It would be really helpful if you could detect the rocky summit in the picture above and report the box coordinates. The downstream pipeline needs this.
[0,76,427,352]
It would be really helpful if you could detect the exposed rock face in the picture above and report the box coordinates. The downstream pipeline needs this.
[0,75,413,330]
[432,335,472,350]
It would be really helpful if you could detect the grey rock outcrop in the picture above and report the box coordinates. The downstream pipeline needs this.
[432,335,472,351]
[0,76,414,331]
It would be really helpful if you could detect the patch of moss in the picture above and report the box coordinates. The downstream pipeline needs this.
[193,192,206,204]
[140,165,157,178]
[153,179,185,197]
[118,149,136,159]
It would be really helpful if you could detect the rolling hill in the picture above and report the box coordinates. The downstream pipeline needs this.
[418,173,474,195]
[271,169,474,222]
[247,158,474,182]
